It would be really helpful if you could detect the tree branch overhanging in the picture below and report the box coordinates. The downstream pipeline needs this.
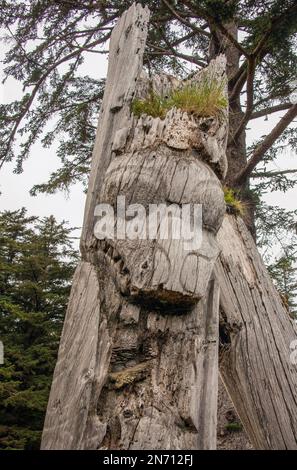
[182,0,249,58]
[148,43,206,68]
[0,31,111,170]
[251,168,297,178]
[234,104,297,185]
[229,2,297,105]
[251,103,293,120]
[161,0,211,38]
[149,24,207,68]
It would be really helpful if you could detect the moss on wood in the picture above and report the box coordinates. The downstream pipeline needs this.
[224,187,246,216]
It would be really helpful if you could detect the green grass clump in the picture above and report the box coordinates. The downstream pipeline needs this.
[132,92,169,119]
[168,79,227,117]
[224,187,246,216]
[225,422,243,433]
[131,78,227,120]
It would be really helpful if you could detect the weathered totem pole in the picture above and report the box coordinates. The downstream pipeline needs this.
[42,4,297,450]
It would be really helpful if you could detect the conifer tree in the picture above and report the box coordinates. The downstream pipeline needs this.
[0,209,78,449]
[268,250,297,317]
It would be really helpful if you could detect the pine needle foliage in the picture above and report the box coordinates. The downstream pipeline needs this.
[0,209,78,450]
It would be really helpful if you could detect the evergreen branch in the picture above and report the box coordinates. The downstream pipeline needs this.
[252,2,297,58]
[3,12,117,71]
[148,44,206,68]
[149,25,207,67]
[251,169,297,178]
[235,104,297,185]
[0,32,110,170]
[229,2,297,102]
[147,30,197,53]
[161,0,211,38]
[251,103,293,120]
[52,0,115,12]
[170,31,197,47]
[182,0,249,58]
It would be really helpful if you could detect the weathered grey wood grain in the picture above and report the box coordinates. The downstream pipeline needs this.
[42,3,228,450]
[41,261,102,449]
[42,2,297,451]
[81,2,150,257]
[98,147,225,305]
[85,268,220,450]
[42,2,150,449]
[216,215,297,449]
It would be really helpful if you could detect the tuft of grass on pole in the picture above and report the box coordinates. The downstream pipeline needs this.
[224,187,246,216]
[132,78,227,120]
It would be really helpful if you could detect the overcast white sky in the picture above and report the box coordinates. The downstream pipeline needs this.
[0,50,296,255]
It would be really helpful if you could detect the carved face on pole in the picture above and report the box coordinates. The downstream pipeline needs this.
[96,59,228,310]
[97,148,225,310]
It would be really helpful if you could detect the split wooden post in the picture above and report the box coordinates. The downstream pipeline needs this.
[216,216,297,450]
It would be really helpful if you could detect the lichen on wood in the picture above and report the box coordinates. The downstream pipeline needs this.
[108,361,153,390]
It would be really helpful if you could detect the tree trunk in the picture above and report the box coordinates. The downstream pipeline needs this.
[217,215,297,449]
[210,23,247,184]
[210,22,256,236]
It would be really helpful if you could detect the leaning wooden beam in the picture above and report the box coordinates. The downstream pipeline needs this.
[42,3,229,450]
[216,215,297,450]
